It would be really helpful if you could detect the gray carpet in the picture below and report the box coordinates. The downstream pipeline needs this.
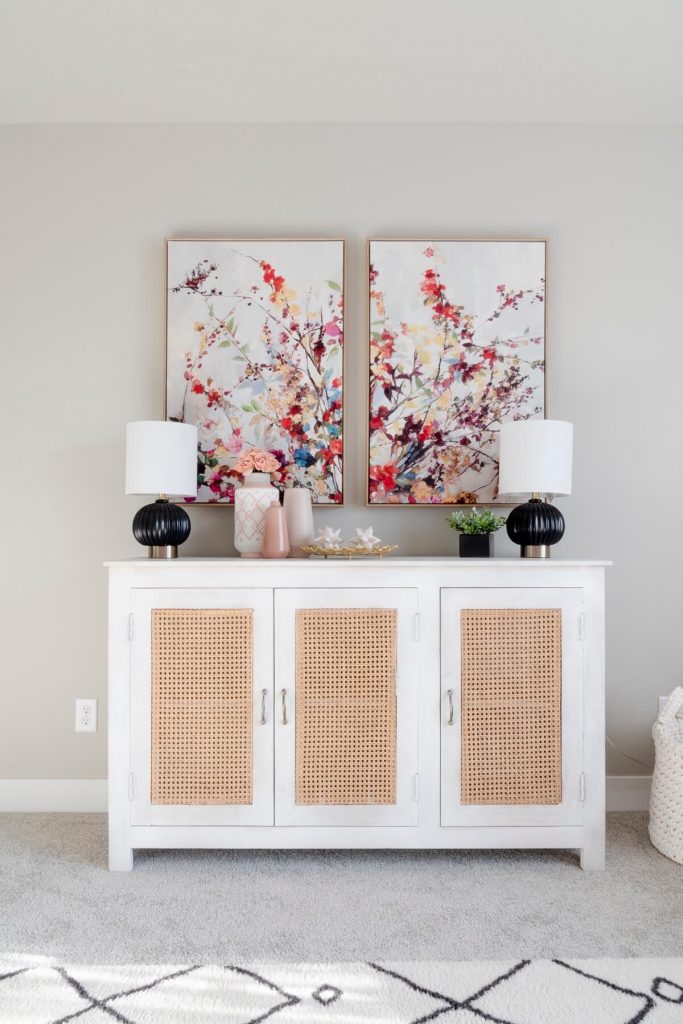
[0,813,680,962]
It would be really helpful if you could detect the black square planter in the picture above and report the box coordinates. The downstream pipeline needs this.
[458,534,492,558]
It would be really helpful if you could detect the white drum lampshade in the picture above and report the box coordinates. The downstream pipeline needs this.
[498,419,573,559]
[125,420,198,497]
[498,419,573,498]
[125,421,198,559]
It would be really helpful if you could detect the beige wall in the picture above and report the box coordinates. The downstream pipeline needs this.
[1,123,681,780]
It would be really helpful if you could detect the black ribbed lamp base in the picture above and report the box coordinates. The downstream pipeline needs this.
[132,499,191,558]
[506,498,564,558]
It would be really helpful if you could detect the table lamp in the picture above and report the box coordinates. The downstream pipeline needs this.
[498,419,573,558]
[125,421,198,558]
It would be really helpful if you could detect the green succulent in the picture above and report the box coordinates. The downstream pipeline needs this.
[447,507,506,535]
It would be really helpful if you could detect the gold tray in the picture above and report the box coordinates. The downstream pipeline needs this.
[300,544,398,559]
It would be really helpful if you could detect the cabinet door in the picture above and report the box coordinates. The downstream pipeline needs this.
[130,588,273,826]
[274,588,418,826]
[441,588,584,827]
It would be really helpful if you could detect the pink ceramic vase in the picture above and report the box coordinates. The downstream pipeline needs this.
[283,486,315,556]
[261,504,290,558]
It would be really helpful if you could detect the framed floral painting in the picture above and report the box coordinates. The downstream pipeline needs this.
[166,239,344,504]
[367,239,546,505]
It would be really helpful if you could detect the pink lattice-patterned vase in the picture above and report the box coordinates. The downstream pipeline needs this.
[234,473,279,557]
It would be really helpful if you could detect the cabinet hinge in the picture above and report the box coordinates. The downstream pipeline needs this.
[413,773,419,801]
[579,772,586,802]
[128,613,135,641]
[578,612,585,641]
[128,773,135,801]
[413,613,420,640]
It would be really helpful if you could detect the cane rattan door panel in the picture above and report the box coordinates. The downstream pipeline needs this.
[151,608,254,806]
[460,608,562,806]
[440,588,584,828]
[130,588,273,827]
[294,608,397,805]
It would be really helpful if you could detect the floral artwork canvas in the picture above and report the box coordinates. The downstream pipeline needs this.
[367,239,546,505]
[166,239,344,504]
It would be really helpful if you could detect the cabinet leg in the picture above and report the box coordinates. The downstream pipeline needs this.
[580,842,605,871]
[109,841,134,872]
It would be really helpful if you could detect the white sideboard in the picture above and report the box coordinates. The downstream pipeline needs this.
[106,558,608,871]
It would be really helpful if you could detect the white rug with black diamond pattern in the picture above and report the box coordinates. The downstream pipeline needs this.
[1,956,682,1023]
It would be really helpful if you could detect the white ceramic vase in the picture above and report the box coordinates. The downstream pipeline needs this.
[234,473,279,557]
[283,487,315,556]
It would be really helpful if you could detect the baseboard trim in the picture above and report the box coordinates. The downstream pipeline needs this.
[605,774,651,812]
[0,779,107,812]
[0,776,652,814]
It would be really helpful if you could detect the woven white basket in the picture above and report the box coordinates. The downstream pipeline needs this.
[648,687,683,865]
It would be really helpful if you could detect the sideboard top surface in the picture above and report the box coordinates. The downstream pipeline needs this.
[106,557,610,569]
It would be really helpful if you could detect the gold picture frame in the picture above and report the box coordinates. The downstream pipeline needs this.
[165,237,347,507]
[366,237,548,508]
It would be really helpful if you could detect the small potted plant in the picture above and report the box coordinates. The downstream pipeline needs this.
[447,506,506,558]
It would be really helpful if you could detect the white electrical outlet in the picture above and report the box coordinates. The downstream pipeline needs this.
[75,698,97,733]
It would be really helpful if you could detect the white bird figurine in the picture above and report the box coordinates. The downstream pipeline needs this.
[314,526,342,550]
[352,527,381,549]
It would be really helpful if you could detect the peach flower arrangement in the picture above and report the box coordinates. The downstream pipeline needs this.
[233,448,281,476]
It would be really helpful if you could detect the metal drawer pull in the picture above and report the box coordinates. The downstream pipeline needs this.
[260,688,267,725]
[281,688,288,725]
[447,689,454,726]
